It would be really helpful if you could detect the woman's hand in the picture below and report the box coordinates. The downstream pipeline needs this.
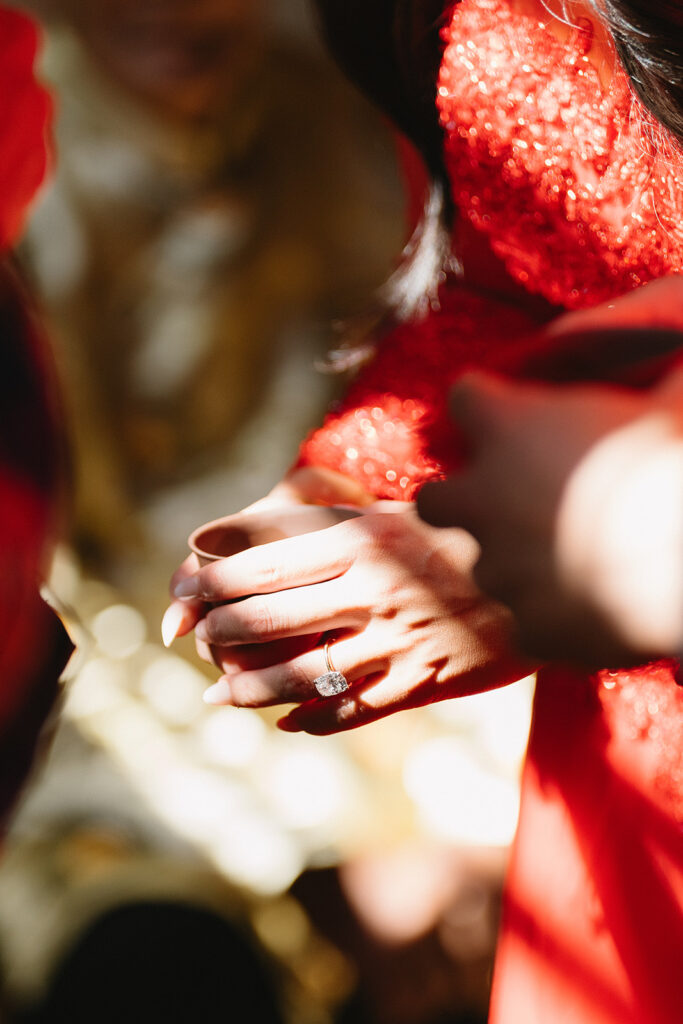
[162,464,377,648]
[418,369,683,665]
[168,508,533,734]
[419,279,683,665]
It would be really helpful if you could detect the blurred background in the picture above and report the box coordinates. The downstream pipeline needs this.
[2,1,534,1021]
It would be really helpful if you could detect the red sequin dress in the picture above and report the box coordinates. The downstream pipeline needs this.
[298,1,683,1021]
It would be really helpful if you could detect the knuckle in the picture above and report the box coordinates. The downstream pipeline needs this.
[244,602,278,642]
[329,572,372,626]
[359,514,409,562]
[334,517,361,542]
[286,660,315,700]
[351,561,395,613]
[253,561,280,592]
[202,610,223,643]
[364,518,389,551]
[229,677,264,708]
[374,512,405,543]
[197,565,219,599]
[455,526,482,562]
[346,517,375,551]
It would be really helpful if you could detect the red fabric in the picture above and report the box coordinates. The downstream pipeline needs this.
[298,2,683,1020]
[0,7,52,252]
[490,662,683,1024]
[438,0,683,310]
[298,287,540,499]
[0,266,70,825]
[0,5,60,822]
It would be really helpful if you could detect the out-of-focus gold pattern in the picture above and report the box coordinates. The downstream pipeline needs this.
[21,3,403,562]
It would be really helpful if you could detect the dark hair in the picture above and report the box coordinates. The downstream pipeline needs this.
[312,0,455,358]
[598,2,683,142]
[312,0,683,344]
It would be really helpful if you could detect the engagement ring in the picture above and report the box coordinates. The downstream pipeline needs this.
[313,642,349,698]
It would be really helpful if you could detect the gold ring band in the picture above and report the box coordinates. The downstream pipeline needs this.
[313,641,350,698]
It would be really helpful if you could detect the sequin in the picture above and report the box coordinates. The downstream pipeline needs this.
[438,0,683,309]
[298,289,536,498]
[296,0,683,845]
[299,0,683,499]
[594,662,683,819]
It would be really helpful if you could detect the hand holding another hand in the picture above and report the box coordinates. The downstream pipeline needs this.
[419,368,683,665]
[165,507,532,735]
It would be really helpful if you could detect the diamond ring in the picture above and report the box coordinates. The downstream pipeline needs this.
[313,642,349,698]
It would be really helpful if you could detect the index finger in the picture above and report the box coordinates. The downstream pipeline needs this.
[169,553,201,596]
[173,520,358,602]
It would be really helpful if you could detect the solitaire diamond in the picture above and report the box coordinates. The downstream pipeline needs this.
[313,671,349,698]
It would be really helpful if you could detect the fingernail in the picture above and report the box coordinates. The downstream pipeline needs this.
[276,715,302,733]
[174,577,200,599]
[195,620,208,642]
[203,677,233,706]
[161,604,184,647]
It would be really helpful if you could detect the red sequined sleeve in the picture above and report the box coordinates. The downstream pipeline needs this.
[296,287,538,500]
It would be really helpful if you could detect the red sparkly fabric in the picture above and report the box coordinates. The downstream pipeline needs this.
[299,0,683,497]
[298,288,539,499]
[298,2,683,1022]
[438,0,683,309]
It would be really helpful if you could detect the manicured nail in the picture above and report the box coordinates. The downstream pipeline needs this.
[174,577,200,599]
[276,715,302,733]
[203,678,233,705]
[161,603,184,647]
[195,620,208,642]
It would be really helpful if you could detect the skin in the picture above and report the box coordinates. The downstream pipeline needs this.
[163,1,680,725]
[419,370,683,666]
[165,278,683,724]
[166,505,533,734]
[419,279,683,666]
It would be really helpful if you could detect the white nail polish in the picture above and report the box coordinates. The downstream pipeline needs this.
[161,604,184,648]
[203,678,232,705]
